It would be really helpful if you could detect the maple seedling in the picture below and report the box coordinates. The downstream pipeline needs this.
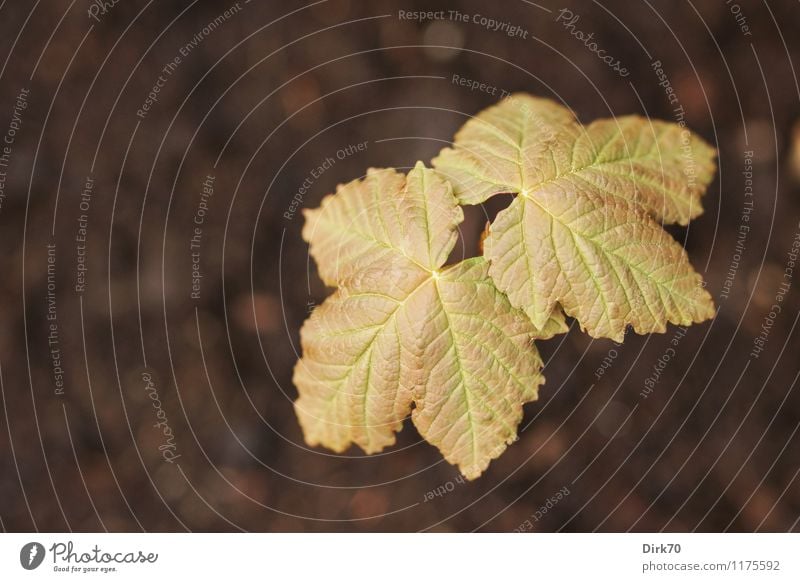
[293,94,716,479]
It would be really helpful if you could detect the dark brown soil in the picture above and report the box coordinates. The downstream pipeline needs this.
[1,0,799,531]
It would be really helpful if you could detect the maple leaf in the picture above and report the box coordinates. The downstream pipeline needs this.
[433,94,716,341]
[295,163,544,479]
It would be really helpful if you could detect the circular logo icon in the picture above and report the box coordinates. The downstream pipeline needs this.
[19,542,45,570]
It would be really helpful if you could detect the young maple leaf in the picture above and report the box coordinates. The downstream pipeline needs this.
[295,162,543,479]
[433,94,717,341]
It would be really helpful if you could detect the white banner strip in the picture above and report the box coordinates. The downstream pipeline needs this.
[1,533,797,581]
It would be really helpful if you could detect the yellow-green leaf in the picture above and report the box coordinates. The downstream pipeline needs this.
[433,94,716,341]
[433,94,716,224]
[295,162,544,479]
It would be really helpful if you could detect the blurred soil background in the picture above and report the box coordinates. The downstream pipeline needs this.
[1,0,799,531]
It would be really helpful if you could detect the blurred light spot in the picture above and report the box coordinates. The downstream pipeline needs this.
[313,0,351,25]
[233,293,281,334]
[349,489,389,521]
[789,119,800,183]
[595,401,631,439]
[422,21,464,63]
[736,119,777,164]
[281,76,324,130]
